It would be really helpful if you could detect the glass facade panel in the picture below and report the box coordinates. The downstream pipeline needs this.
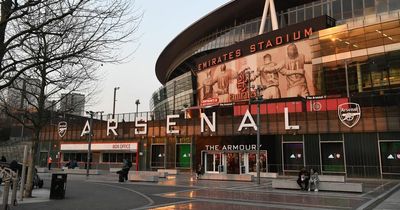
[365,0,376,15]
[342,0,353,19]
[321,143,345,172]
[380,142,400,174]
[314,3,322,17]
[376,0,388,13]
[389,0,400,11]
[297,6,305,22]
[353,0,364,17]
[176,144,191,168]
[283,143,304,171]
[151,144,165,168]
[332,0,342,20]
[289,11,296,25]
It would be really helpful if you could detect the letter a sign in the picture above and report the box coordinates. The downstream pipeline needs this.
[338,103,361,128]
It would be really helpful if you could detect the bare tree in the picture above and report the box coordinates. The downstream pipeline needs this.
[0,0,141,197]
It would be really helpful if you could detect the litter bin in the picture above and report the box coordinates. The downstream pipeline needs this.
[50,173,67,199]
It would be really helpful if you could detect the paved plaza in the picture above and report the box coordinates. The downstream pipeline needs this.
[1,172,399,210]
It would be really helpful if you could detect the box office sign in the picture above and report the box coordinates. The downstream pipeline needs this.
[60,143,137,151]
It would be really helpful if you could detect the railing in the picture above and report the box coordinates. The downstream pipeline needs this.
[0,165,18,210]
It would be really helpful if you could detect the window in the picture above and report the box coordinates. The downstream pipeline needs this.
[102,153,135,163]
[283,143,304,171]
[176,144,191,168]
[151,144,165,168]
[321,142,345,173]
[314,3,322,17]
[342,0,353,19]
[297,6,305,22]
[389,0,400,11]
[376,0,388,13]
[332,0,342,20]
[103,153,109,162]
[380,141,400,174]
[353,0,364,17]
[62,153,90,162]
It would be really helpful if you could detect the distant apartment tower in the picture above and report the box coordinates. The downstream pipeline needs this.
[60,93,85,116]
[7,78,41,111]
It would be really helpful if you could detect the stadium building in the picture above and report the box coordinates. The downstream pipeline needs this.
[41,0,400,178]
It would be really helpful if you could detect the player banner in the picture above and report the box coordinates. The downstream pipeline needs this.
[197,39,316,105]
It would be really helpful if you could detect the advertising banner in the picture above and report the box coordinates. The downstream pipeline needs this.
[197,40,315,105]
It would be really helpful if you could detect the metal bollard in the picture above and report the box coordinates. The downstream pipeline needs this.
[2,181,10,210]
[11,177,18,206]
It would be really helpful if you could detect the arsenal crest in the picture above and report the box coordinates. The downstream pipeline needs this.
[338,103,361,128]
[58,121,68,138]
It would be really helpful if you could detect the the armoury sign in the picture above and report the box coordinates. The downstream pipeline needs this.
[338,103,361,128]
[195,16,335,106]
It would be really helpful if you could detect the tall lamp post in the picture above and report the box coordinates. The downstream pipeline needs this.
[112,87,120,118]
[251,85,265,185]
[135,99,140,120]
[85,111,96,178]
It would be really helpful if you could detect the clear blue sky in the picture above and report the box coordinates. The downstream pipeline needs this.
[90,0,229,115]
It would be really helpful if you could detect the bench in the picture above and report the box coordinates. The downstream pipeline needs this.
[128,171,167,178]
[109,168,120,173]
[157,169,178,175]
[318,175,345,182]
[128,173,159,182]
[272,179,363,193]
[199,173,254,182]
[62,169,102,175]
[249,172,278,178]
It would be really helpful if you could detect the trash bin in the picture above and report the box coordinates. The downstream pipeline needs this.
[50,173,67,199]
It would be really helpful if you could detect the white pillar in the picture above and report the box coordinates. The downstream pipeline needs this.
[259,0,279,34]
[269,0,279,31]
[259,0,270,35]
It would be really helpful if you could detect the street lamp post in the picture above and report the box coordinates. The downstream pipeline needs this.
[135,99,140,121]
[251,85,264,185]
[112,87,120,118]
[85,111,95,178]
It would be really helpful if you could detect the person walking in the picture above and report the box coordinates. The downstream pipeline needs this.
[47,156,53,170]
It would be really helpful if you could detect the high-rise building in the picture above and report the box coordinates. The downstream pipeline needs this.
[59,93,85,116]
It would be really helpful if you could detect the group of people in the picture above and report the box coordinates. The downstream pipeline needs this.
[297,168,319,191]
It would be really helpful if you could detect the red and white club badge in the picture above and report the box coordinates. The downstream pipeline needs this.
[58,121,68,138]
[338,103,361,128]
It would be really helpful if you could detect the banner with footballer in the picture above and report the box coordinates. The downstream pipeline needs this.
[197,39,316,106]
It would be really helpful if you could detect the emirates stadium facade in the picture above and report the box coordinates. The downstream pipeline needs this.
[41,0,400,178]
[150,0,400,178]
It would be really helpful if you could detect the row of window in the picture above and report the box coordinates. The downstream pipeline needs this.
[62,152,136,163]
[193,0,400,58]
[151,144,191,168]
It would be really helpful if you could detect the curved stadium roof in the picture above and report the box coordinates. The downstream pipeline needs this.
[155,0,316,85]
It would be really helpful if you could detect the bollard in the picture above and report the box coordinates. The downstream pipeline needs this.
[11,177,18,206]
[2,181,10,210]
